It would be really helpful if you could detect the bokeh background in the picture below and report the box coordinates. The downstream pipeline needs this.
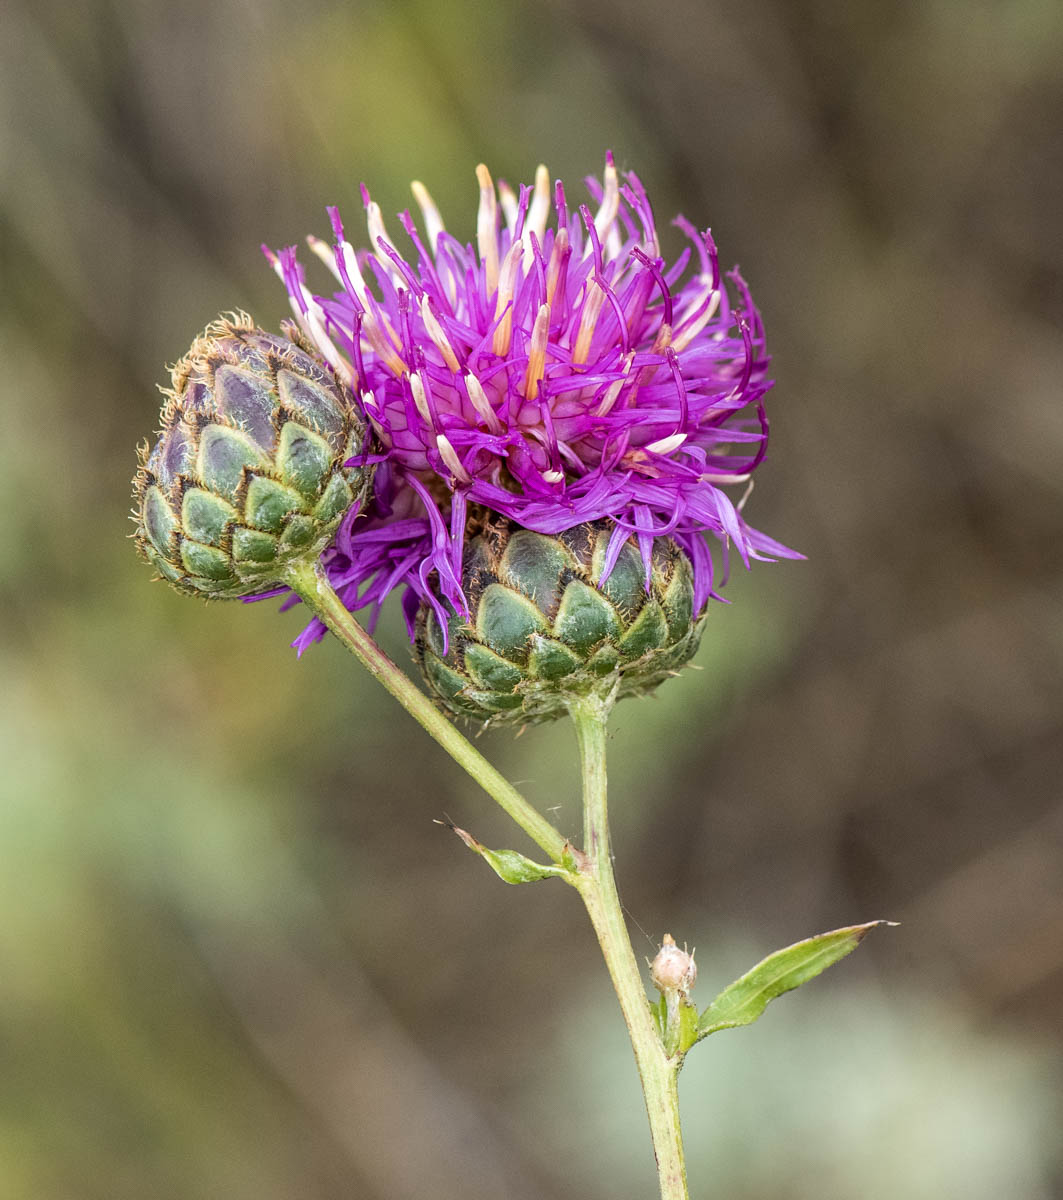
[3,0,1062,1196]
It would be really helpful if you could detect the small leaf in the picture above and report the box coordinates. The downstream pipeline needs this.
[652,994,667,1040]
[677,999,700,1054]
[660,993,702,1057]
[698,921,896,1039]
[560,843,581,873]
[443,822,572,885]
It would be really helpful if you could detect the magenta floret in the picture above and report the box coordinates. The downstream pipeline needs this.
[258,154,799,650]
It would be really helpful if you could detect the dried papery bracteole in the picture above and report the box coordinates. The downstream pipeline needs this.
[133,313,374,596]
[416,518,705,726]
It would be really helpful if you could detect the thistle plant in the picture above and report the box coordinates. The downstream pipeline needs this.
[133,156,890,1199]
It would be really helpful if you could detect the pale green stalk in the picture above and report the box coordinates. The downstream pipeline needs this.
[569,694,689,1200]
[284,560,567,863]
[287,562,687,1198]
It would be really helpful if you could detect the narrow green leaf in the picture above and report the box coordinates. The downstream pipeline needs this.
[698,921,896,1039]
[442,822,572,885]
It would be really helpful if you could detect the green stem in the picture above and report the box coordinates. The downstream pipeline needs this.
[284,559,567,863]
[570,694,689,1200]
[288,560,687,1193]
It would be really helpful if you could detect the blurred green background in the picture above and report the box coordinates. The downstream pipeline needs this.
[3,0,1062,1196]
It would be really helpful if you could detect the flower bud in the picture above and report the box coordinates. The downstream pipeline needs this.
[133,314,373,597]
[651,934,697,998]
[416,519,705,726]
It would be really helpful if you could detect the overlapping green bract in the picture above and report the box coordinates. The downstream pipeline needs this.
[133,314,373,597]
[416,520,705,725]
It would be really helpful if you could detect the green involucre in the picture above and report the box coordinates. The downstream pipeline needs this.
[133,314,373,597]
[416,520,706,726]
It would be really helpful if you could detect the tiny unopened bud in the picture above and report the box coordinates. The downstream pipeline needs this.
[651,934,697,997]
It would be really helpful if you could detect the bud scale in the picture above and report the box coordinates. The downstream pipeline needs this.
[133,314,373,597]
[416,519,706,725]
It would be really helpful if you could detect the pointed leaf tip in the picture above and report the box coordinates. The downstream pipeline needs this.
[442,821,572,885]
[697,920,896,1040]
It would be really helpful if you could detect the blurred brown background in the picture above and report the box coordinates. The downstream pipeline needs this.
[2,0,1062,1196]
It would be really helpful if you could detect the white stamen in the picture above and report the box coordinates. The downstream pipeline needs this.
[572,279,605,364]
[420,295,460,372]
[436,433,471,483]
[476,163,500,295]
[545,227,569,307]
[646,433,687,456]
[304,306,355,386]
[369,322,407,376]
[365,199,403,287]
[266,250,355,387]
[498,180,518,233]
[492,241,524,357]
[326,236,406,377]
[522,303,551,400]
[589,155,620,260]
[639,209,660,260]
[596,351,634,416]
[465,372,503,433]
[555,439,583,472]
[736,478,755,511]
[523,164,551,252]
[363,392,393,447]
[315,234,403,375]
[412,180,457,307]
[321,235,367,303]
[280,295,314,345]
[542,469,564,484]
[365,200,391,250]
[410,180,445,252]
[700,471,752,486]
[306,235,344,285]
[409,371,432,425]
[671,281,721,352]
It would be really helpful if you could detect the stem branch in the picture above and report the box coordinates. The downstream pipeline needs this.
[288,560,688,1195]
[570,695,689,1200]
[284,560,567,863]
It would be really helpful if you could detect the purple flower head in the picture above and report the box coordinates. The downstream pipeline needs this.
[261,154,799,652]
